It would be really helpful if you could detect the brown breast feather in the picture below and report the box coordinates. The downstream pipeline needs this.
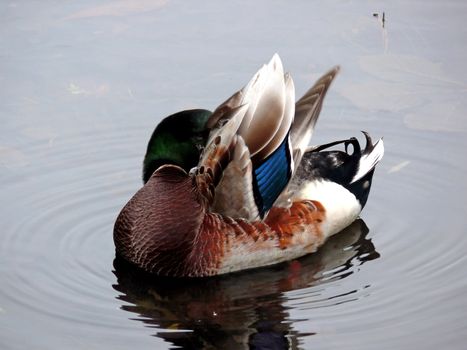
[114,165,208,276]
[114,164,326,277]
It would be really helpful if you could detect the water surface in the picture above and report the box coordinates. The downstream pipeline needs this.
[1,1,467,349]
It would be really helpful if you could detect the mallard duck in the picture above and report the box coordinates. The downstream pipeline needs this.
[114,54,384,277]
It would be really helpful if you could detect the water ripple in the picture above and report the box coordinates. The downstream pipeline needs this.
[0,123,386,349]
[1,91,466,350]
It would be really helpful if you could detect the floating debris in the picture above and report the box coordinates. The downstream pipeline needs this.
[373,11,386,28]
[388,160,410,174]
[68,83,87,95]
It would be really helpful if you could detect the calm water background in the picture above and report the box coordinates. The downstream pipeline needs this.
[1,1,467,349]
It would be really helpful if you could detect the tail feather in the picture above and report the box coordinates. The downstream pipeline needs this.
[286,132,384,209]
[350,132,384,184]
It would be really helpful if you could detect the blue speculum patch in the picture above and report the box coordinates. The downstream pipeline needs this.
[253,137,291,217]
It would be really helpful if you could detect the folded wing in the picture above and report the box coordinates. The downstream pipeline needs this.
[200,55,339,220]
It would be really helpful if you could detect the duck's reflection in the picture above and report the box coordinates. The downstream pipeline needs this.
[112,219,379,349]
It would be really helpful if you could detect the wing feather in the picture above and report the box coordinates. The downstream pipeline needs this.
[200,56,338,219]
[291,66,340,173]
[195,105,247,205]
[211,136,260,221]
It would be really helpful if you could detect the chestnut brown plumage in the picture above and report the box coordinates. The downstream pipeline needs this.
[114,54,384,277]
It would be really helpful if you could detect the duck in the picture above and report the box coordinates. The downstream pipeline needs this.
[114,54,384,277]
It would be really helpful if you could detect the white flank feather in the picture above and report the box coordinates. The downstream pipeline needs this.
[294,180,362,239]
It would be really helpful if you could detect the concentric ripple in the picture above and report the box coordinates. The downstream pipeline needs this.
[0,127,164,349]
[2,111,467,350]
[0,119,385,349]
[2,1,467,348]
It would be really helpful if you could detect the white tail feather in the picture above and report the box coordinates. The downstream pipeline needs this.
[351,138,384,184]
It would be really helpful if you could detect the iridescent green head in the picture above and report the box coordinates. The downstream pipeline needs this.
[142,109,212,183]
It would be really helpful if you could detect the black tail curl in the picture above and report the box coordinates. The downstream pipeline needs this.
[296,132,381,208]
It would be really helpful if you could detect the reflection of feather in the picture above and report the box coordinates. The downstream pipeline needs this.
[112,219,378,349]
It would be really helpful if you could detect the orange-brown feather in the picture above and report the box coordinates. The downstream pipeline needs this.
[265,200,325,249]
[114,164,328,277]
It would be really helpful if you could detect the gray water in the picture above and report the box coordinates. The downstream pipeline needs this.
[1,1,467,349]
